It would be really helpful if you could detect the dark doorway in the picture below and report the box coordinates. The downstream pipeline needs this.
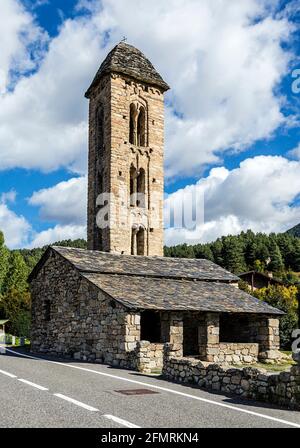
[183,317,199,356]
[141,311,161,342]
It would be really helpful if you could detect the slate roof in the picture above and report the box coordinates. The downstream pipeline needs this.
[29,246,283,315]
[48,246,239,282]
[85,42,170,97]
[83,273,283,315]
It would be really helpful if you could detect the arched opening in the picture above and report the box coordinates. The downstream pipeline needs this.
[131,225,146,255]
[130,165,137,207]
[137,106,146,147]
[129,103,137,145]
[136,168,145,208]
[131,229,136,255]
[136,227,145,255]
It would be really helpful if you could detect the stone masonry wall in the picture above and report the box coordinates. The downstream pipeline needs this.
[163,344,300,410]
[31,251,141,368]
[130,341,164,373]
[215,343,259,364]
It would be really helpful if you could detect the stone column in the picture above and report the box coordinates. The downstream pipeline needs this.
[257,317,281,362]
[199,312,220,362]
[169,313,183,357]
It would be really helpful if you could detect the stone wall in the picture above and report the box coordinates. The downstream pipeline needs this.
[214,343,259,364]
[130,341,164,373]
[31,251,141,368]
[163,344,300,410]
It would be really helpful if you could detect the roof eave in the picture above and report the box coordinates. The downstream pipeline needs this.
[85,69,170,99]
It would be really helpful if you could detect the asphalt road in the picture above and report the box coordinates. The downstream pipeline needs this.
[0,347,300,428]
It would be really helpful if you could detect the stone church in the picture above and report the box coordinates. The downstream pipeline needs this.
[30,42,283,372]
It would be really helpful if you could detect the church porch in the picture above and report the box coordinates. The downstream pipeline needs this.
[132,310,281,372]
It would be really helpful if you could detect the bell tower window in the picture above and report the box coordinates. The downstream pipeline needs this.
[137,227,145,255]
[129,102,147,147]
[136,168,145,208]
[137,106,146,147]
[131,225,146,255]
[130,164,137,207]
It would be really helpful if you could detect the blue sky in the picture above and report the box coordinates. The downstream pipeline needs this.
[0,0,300,248]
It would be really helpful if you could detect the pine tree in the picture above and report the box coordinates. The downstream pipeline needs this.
[268,242,284,273]
[222,236,246,274]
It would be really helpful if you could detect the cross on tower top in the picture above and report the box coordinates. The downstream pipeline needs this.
[122,36,127,42]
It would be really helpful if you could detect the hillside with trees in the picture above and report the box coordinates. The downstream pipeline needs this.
[164,230,300,281]
[287,223,300,238]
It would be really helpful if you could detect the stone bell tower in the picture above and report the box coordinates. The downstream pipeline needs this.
[85,42,169,256]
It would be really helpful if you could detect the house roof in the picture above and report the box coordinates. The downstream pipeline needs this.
[85,42,170,97]
[83,273,283,315]
[238,271,283,285]
[30,246,239,282]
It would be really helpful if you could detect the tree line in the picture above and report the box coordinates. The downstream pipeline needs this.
[164,229,300,281]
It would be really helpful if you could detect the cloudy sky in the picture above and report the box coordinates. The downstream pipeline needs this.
[0,0,300,249]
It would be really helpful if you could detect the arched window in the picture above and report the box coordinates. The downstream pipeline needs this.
[137,106,146,147]
[137,227,145,255]
[129,103,137,145]
[136,168,145,208]
[131,225,146,255]
[130,164,137,207]
[129,102,147,147]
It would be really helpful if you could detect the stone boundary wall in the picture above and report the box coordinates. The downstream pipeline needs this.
[130,341,164,373]
[215,343,259,364]
[163,344,300,410]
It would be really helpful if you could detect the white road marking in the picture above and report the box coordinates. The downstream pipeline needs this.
[103,414,140,428]
[0,368,17,378]
[5,348,300,428]
[18,379,48,391]
[54,393,99,412]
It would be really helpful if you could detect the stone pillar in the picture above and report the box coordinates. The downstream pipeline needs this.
[169,313,183,357]
[257,317,281,362]
[199,312,220,362]
[125,313,140,351]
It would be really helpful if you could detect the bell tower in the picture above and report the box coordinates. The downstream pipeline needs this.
[85,42,169,256]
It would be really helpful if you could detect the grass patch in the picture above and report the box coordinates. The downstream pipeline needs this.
[232,359,296,372]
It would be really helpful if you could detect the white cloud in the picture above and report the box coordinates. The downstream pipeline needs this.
[28,224,86,248]
[288,143,300,160]
[29,176,87,225]
[165,155,300,245]
[0,195,31,248]
[0,0,47,93]
[0,0,296,178]
[1,189,17,204]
